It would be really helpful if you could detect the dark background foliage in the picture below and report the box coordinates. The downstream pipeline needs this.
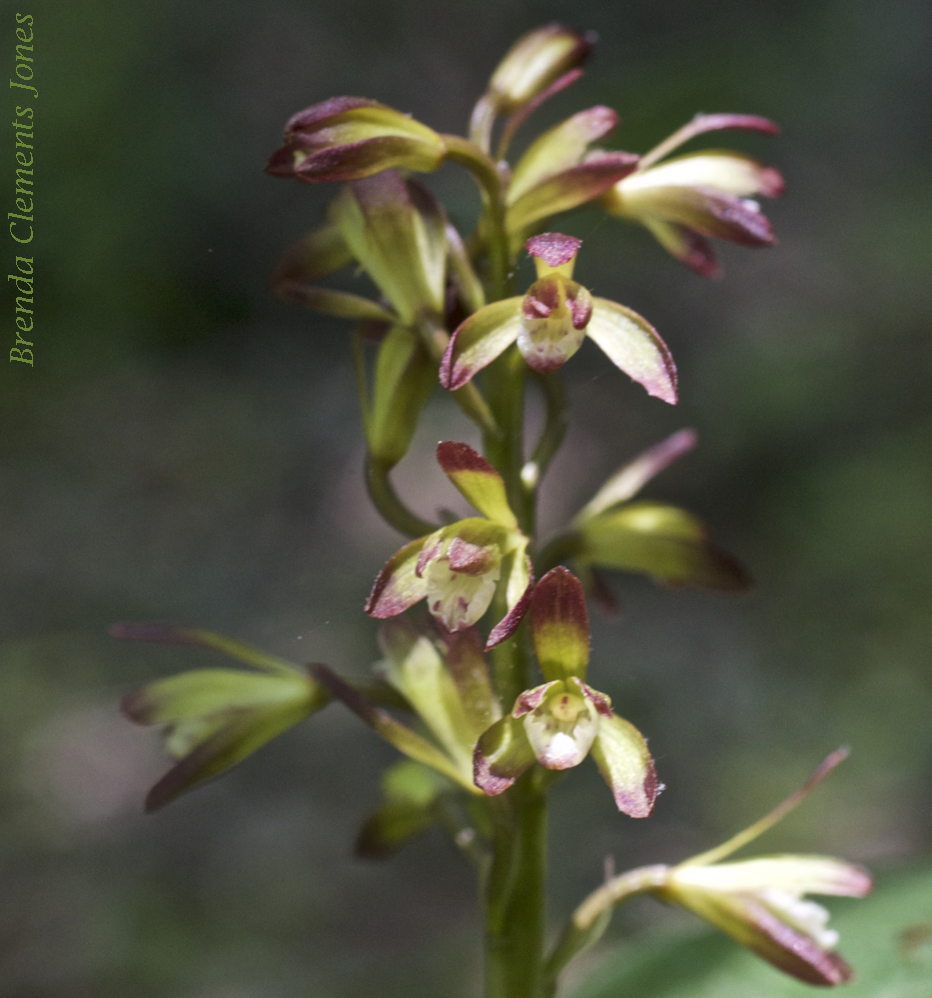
[2,0,930,994]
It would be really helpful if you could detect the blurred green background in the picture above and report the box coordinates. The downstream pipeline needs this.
[2,0,930,994]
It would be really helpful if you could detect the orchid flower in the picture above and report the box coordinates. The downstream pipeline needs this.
[440,232,677,404]
[366,442,532,649]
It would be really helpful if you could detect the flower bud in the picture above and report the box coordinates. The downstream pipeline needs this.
[486,25,592,114]
[266,96,446,183]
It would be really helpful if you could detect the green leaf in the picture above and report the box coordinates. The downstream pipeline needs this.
[568,866,932,998]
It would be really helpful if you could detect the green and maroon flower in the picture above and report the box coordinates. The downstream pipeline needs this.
[440,233,677,404]
[115,625,328,811]
[655,750,872,985]
[266,96,447,184]
[602,114,784,277]
[366,442,532,648]
[473,568,660,816]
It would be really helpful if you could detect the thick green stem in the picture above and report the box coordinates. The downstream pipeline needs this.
[485,776,548,998]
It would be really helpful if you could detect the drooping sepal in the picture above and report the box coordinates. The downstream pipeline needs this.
[577,501,751,591]
[590,712,661,817]
[486,545,534,649]
[585,298,678,404]
[529,566,590,682]
[266,96,446,183]
[366,534,433,619]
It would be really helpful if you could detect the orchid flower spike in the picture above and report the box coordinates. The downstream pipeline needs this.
[602,113,785,278]
[365,442,533,650]
[440,233,677,404]
[473,568,660,816]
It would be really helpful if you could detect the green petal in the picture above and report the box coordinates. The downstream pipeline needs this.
[529,567,590,681]
[591,713,661,817]
[508,106,619,203]
[366,533,434,618]
[378,620,476,769]
[585,298,678,404]
[439,298,523,390]
[486,542,533,649]
[122,668,319,726]
[674,857,872,898]
[578,501,751,591]
[436,441,518,528]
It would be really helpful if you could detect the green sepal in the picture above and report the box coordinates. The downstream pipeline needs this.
[270,222,354,294]
[331,172,447,324]
[576,429,697,522]
[578,500,751,591]
[441,627,501,740]
[121,664,326,812]
[529,567,590,682]
[312,665,479,793]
